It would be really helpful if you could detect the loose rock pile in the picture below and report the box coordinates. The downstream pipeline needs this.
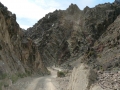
[98,71,120,90]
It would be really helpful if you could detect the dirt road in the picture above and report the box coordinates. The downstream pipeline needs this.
[10,68,60,90]
[25,68,59,90]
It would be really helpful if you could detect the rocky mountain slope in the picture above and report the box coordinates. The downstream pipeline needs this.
[25,4,82,65]
[0,0,120,90]
[0,2,48,89]
[26,0,120,68]
[25,0,120,90]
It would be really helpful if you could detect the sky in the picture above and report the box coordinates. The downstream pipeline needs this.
[0,0,114,29]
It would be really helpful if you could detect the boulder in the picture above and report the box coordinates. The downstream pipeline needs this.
[67,64,97,90]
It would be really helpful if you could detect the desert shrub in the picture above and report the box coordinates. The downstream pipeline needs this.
[57,71,65,77]
[10,75,18,83]
[0,82,4,90]
[47,70,51,75]
[4,84,9,88]
[0,73,7,80]
[17,73,27,78]
[0,81,8,90]
[25,70,32,76]
[97,54,101,58]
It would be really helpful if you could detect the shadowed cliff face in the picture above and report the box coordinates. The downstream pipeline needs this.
[26,2,120,68]
[0,2,48,77]
[25,4,82,65]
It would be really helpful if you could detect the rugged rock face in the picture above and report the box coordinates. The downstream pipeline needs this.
[26,2,120,67]
[90,14,120,71]
[25,1,120,90]
[0,0,120,90]
[0,2,48,80]
[25,4,82,65]
[67,4,120,90]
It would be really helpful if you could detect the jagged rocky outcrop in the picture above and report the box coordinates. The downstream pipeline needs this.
[0,2,48,80]
[25,4,83,65]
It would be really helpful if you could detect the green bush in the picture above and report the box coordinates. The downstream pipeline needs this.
[0,81,7,90]
[10,73,28,83]
[0,73,7,80]
[10,75,18,83]
[47,70,51,75]
[0,82,4,90]
[57,71,65,77]
[25,70,32,76]
[97,54,101,58]
[17,73,27,78]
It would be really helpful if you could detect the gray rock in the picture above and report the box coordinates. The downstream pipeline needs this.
[115,0,120,3]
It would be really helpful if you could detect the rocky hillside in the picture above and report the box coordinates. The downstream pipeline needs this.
[0,0,120,90]
[25,4,82,65]
[25,0,120,90]
[0,2,48,85]
[26,0,120,68]
[67,1,120,90]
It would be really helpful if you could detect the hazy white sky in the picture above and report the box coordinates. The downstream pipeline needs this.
[0,0,114,29]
